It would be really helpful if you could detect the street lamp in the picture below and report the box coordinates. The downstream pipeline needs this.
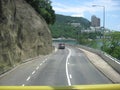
[92,5,105,49]
[92,5,105,30]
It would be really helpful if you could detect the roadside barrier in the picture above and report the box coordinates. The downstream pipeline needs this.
[77,45,120,74]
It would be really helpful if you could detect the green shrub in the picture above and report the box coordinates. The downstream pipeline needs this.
[26,0,55,24]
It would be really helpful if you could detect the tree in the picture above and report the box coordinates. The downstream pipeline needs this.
[102,32,120,60]
[26,0,55,24]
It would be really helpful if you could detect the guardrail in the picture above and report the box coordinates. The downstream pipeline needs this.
[77,45,120,74]
[0,84,120,90]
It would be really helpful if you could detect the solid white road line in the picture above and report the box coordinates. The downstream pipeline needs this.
[32,71,36,75]
[26,76,31,81]
[66,48,72,86]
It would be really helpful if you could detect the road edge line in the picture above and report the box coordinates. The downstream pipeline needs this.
[66,48,72,86]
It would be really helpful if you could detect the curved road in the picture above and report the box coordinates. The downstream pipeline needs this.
[0,44,112,86]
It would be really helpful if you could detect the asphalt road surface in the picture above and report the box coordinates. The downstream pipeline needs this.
[0,44,112,86]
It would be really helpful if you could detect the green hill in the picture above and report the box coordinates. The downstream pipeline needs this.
[49,14,91,38]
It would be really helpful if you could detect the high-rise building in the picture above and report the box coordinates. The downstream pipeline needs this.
[91,15,100,27]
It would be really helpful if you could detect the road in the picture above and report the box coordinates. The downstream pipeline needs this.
[0,44,112,86]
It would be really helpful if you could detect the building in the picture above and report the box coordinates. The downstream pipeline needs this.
[91,15,100,27]
[70,23,81,27]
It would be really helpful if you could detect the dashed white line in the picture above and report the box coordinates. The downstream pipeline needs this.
[66,48,72,86]
[36,66,39,70]
[26,76,31,81]
[40,63,42,66]
[42,61,45,63]
[55,48,58,52]
[45,58,48,61]
[32,71,36,75]
[24,58,47,85]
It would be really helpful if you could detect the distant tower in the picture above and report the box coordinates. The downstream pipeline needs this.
[91,15,100,27]
[97,18,100,27]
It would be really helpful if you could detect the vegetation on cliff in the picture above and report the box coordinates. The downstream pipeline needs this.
[26,0,55,24]
[102,32,120,60]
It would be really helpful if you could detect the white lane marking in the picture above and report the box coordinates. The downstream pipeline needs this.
[66,48,72,86]
[32,71,36,75]
[45,58,47,61]
[70,74,72,79]
[26,76,31,81]
[36,66,39,70]
[42,61,45,63]
[55,48,58,52]
[40,63,42,66]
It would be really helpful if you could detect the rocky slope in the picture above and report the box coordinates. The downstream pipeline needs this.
[0,0,52,73]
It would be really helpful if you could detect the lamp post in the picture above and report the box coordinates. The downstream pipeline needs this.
[92,5,105,49]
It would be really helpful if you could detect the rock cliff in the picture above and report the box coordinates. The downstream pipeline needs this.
[0,0,52,72]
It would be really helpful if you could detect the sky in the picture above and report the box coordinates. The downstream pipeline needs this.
[51,0,120,31]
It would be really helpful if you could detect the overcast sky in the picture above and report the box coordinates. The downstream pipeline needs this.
[51,0,120,31]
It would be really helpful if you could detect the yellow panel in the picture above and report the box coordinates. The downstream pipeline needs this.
[0,84,120,90]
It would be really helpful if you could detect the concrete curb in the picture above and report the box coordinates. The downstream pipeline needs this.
[78,47,120,83]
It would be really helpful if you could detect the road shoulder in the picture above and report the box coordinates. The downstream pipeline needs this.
[78,48,120,83]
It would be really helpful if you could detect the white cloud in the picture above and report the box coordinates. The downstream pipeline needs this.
[52,0,120,16]
[85,0,120,12]
[71,13,84,17]
[52,2,94,17]
[108,14,119,18]
[51,0,120,30]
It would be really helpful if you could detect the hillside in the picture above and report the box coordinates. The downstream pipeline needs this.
[55,14,90,27]
[49,14,91,38]
[0,0,52,74]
